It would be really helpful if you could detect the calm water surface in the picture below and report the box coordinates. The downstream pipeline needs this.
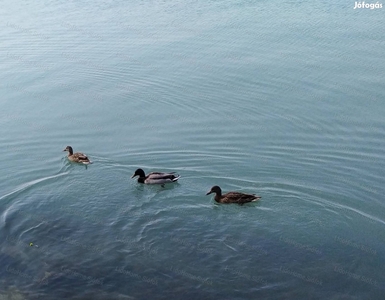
[1,0,385,299]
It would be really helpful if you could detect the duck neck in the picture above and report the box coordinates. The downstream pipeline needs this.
[67,148,73,155]
[137,177,145,183]
[214,192,222,203]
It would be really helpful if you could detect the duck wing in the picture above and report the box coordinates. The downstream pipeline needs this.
[73,152,91,164]
[73,152,88,160]
[147,172,178,179]
[145,172,180,184]
[222,192,261,204]
[147,172,171,177]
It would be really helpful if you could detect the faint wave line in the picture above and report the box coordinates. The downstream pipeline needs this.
[326,200,385,226]
[0,172,69,201]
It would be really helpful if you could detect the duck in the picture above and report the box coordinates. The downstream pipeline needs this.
[63,146,92,164]
[131,168,180,185]
[206,185,261,205]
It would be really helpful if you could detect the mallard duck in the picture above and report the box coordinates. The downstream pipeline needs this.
[206,186,261,205]
[131,168,180,185]
[63,146,92,164]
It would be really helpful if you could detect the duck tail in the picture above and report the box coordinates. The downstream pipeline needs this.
[172,174,181,182]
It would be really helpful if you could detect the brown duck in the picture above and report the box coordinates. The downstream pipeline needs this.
[206,186,261,205]
[63,146,92,164]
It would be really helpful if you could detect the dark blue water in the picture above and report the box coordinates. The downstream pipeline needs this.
[1,0,385,298]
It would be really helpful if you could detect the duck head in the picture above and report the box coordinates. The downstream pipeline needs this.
[131,168,146,179]
[63,146,73,155]
[206,185,222,196]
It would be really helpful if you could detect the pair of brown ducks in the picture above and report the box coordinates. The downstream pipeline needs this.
[63,146,261,205]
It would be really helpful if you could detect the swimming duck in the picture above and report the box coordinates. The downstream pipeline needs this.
[131,168,180,185]
[206,186,261,205]
[63,146,92,164]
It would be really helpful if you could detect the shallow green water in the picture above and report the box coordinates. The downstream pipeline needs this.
[1,0,385,299]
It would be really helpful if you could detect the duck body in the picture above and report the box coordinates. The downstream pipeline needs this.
[206,186,261,205]
[131,168,180,185]
[63,146,92,164]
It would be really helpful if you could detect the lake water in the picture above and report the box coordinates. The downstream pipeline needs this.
[1,0,385,299]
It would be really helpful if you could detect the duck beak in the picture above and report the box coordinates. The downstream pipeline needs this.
[63,149,67,152]
[206,190,212,195]
[131,174,136,178]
